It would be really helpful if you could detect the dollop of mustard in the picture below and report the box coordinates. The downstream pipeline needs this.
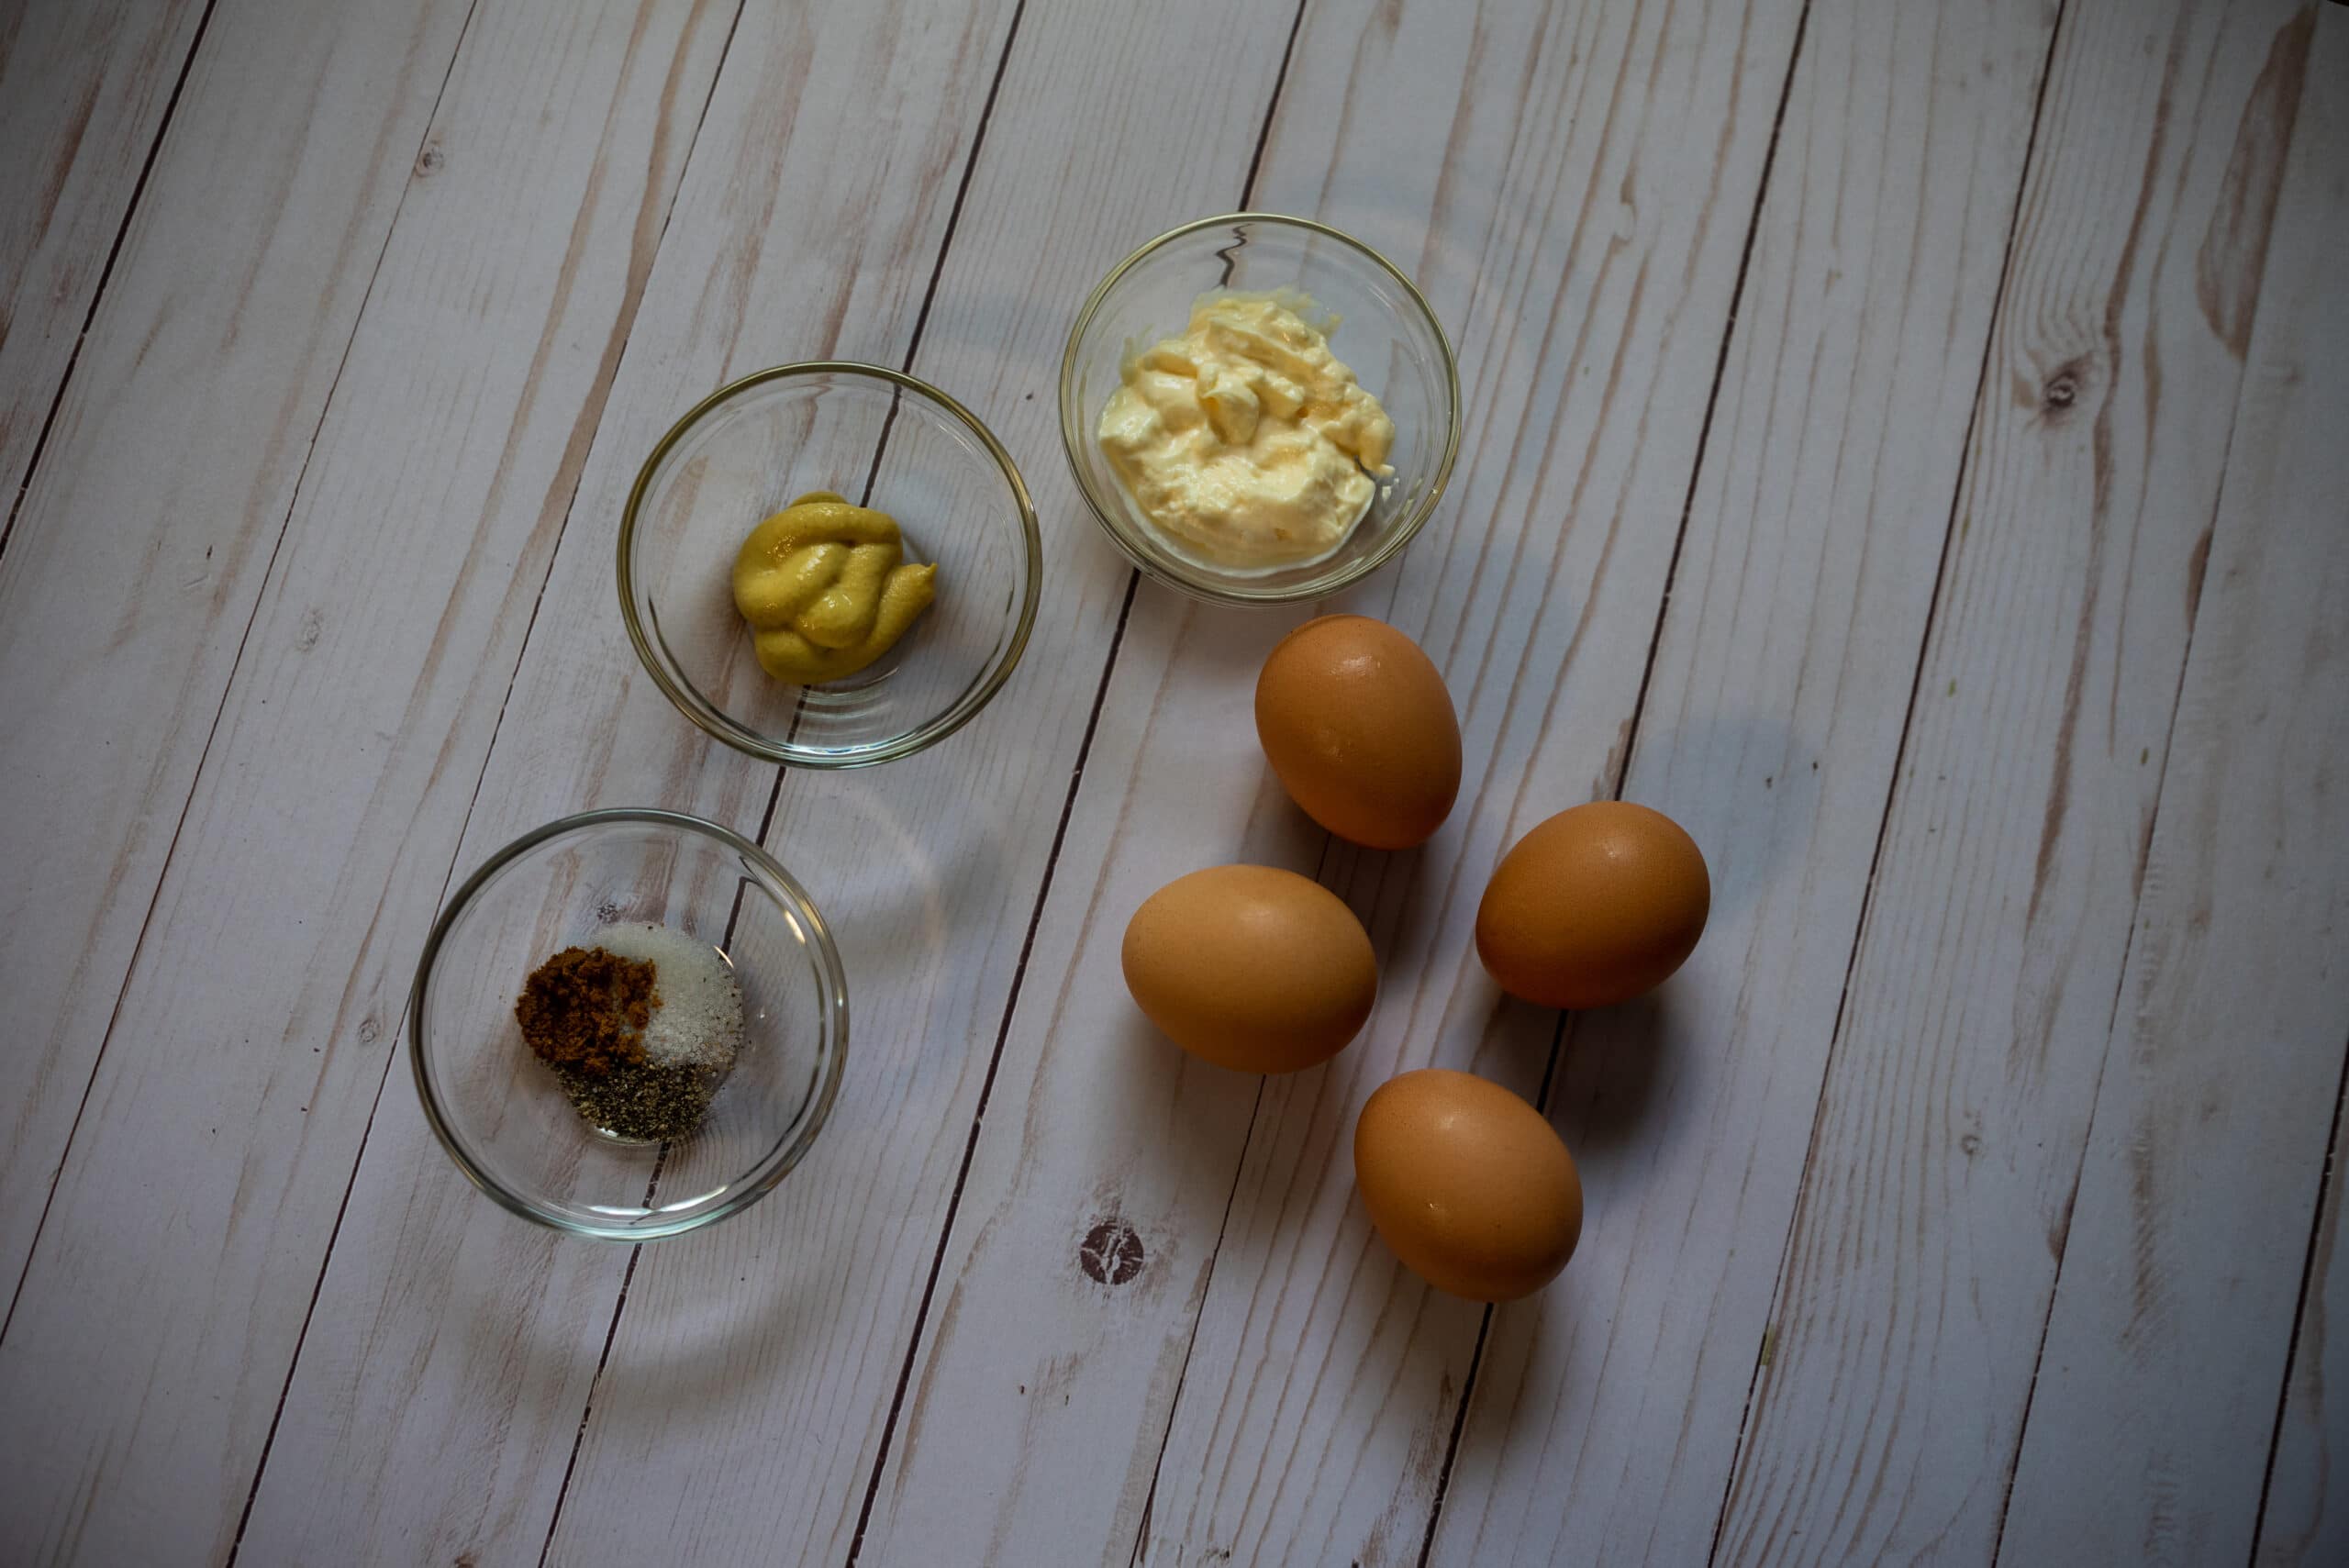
[732,492,938,684]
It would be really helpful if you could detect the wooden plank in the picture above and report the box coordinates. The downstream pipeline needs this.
[847,0,1820,1562]
[0,2,736,1561]
[0,0,471,1307]
[532,4,1323,1562]
[1709,3,2326,1564]
[1997,17,2349,1560]
[0,0,206,520]
[1417,0,2067,1562]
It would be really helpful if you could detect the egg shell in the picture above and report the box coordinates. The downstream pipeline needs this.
[1121,864,1376,1074]
[1255,615,1462,850]
[1353,1069,1583,1301]
[1475,800,1710,1010]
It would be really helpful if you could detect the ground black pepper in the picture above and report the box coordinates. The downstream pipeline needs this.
[552,1058,719,1142]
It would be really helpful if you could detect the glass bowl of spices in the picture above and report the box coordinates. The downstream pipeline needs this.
[410,808,847,1240]
[621,361,1042,767]
[1060,213,1460,606]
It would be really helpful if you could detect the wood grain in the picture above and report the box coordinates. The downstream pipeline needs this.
[0,1,2339,1561]
[0,2,733,1561]
[1421,0,2062,1562]
[848,0,1820,1562]
[1996,16,2349,1560]
[533,3,1322,1562]
[0,0,471,1313]
[1711,3,2323,1563]
[229,2,1028,1562]
[0,0,206,528]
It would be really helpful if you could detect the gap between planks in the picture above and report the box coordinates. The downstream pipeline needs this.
[0,0,221,568]
[2248,1031,2349,1565]
[0,0,489,1344]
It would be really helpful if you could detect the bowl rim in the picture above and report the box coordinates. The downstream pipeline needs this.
[618,360,1043,768]
[409,806,851,1241]
[1058,211,1462,606]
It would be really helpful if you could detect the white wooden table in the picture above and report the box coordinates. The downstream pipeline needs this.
[3,0,2345,1562]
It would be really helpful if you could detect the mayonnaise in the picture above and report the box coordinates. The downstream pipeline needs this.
[1097,291,1395,571]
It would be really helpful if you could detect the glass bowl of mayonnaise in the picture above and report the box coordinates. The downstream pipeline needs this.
[1061,214,1459,605]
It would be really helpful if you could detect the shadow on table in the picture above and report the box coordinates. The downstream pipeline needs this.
[1553,989,1676,1156]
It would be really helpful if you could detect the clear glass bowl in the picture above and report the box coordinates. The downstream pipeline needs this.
[621,362,1041,767]
[1060,213,1460,605]
[410,809,848,1240]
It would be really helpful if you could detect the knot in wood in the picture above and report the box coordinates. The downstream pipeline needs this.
[2040,355,2092,416]
[415,145,444,177]
[1078,1217,1145,1285]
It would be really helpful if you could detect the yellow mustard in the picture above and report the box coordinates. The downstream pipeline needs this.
[732,492,937,684]
[1097,291,1395,569]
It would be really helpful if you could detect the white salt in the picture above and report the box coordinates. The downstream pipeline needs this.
[590,921,744,1070]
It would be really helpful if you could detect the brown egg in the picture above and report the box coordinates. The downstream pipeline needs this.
[1475,801,1709,1010]
[1353,1069,1582,1301]
[1121,864,1376,1073]
[1255,615,1462,850]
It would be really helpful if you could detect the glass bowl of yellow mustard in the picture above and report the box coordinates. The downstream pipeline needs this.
[621,362,1041,766]
[1061,214,1459,605]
